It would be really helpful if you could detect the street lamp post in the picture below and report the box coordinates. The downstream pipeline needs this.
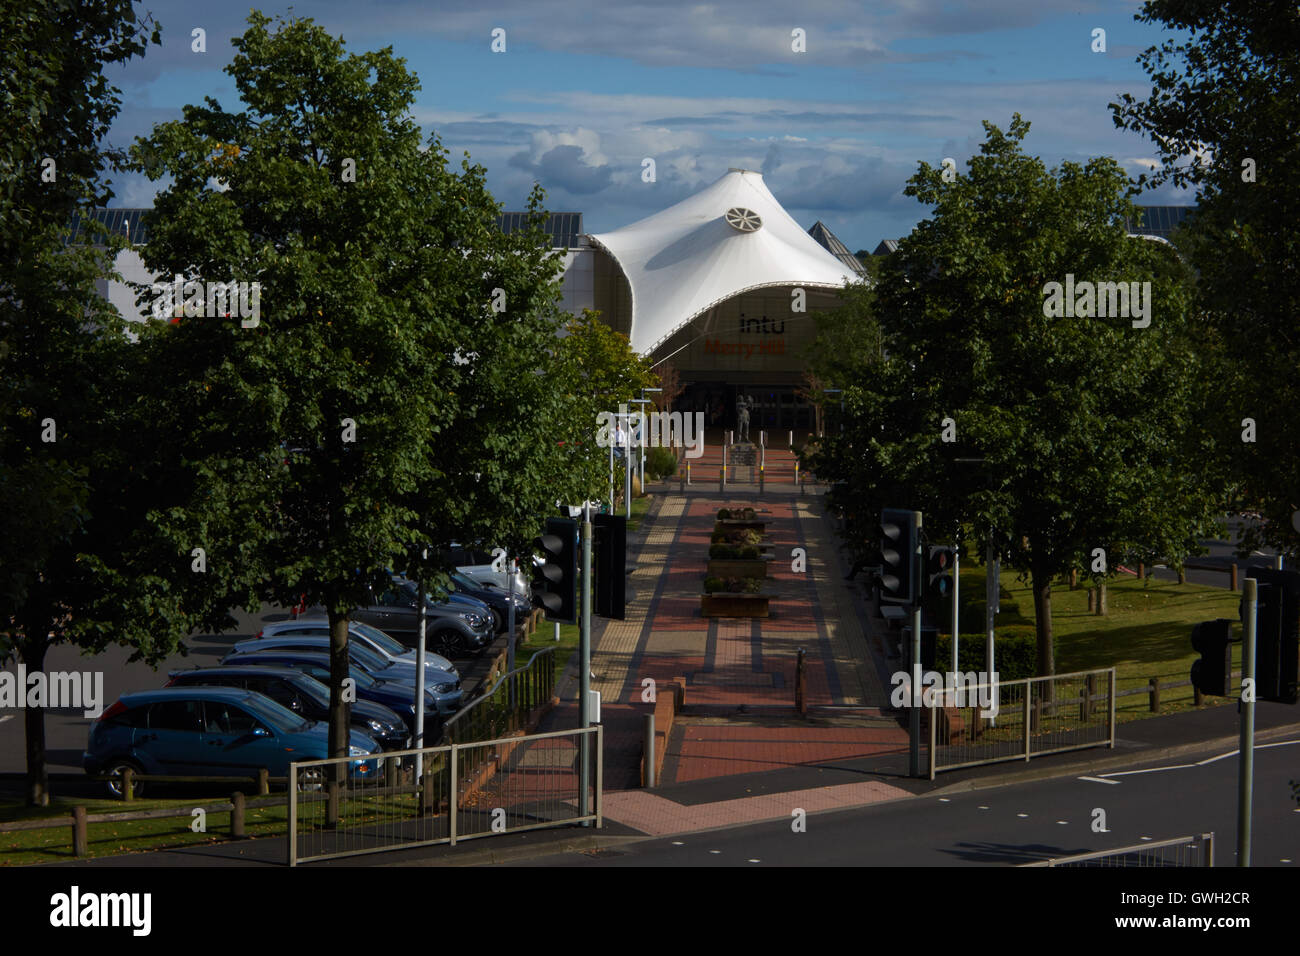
[638,388,662,490]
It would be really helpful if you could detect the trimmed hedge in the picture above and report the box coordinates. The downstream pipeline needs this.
[646,446,678,479]
[934,631,1037,681]
[711,528,763,545]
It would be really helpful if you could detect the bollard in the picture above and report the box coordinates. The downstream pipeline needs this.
[1149,676,1160,713]
[386,755,400,789]
[1231,563,1238,590]
[122,767,134,802]
[795,648,807,715]
[257,767,269,795]
[644,712,656,788]
[72,806,88,857]
[231,791,246,838]
[686,461,691,486]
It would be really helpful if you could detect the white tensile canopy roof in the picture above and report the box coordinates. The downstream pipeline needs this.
[589,168,855,354]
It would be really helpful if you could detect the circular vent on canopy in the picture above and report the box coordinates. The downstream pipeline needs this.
[724,207,762,233]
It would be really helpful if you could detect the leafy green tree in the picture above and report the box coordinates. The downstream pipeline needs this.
[131,11,574,766]
[813,116,1225,675]
[0,1,192,805]
[551,308,657,502]
[1111,0,1300,556]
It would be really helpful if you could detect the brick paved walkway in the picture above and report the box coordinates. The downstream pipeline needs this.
[539,481,908,806]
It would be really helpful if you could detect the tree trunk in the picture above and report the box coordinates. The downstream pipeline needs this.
[1031,563,1054,678]
[22,636,50,807]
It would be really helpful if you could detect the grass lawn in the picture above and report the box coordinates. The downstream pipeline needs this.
[957,561,1243,721]
[0,793,289,866]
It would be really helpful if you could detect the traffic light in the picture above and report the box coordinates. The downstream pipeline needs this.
[532,517,578,623]
[1244,568,1300,704]
[879,508,920,606]
[594,513,627,620]
[1189,618,1233,697]
[926,545,955,601]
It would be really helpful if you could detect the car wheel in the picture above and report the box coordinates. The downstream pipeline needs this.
[490,608,504,633]
[296,765,325,793]
[105,759,145,799]
[431,629,463,656]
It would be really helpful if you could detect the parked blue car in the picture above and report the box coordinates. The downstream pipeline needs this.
[84,686,380,797]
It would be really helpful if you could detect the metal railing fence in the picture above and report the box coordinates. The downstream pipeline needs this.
[927,668,1115,778]
[1022,833,1214,867]
[288,724,600,865]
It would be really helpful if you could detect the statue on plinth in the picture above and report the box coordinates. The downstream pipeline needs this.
[736,394,752,443]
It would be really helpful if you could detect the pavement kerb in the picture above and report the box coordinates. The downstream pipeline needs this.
[925,719,1300,796]
[378,833,644,867]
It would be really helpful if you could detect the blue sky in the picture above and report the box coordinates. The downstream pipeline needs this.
[104,0,1192,252]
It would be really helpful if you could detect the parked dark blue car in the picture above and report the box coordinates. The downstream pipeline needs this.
[218,649,452,731]
[84,686,380,797]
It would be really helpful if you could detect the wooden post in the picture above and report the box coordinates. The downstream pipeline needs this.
[1087,587,1096,612]
[1097,582,1108,616]
[1149,676,1160,712]
[257,768,269,795]
[122,767,134,803]
[1069,568,1078,590]
[1231,563,1239,590]
[231,792,246,838]
[72,806,88,857]
[1138,562,1145,580]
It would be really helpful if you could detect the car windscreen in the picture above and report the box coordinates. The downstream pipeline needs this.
[348,621,406,657]
[238,692,313,734]
[346,642,390,672]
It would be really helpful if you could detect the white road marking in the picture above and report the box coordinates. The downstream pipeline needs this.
[977,805,989,810]
[0,715,12,725]
[1089,739,1300,781]
[671,840,684,845]
[709,849,721,854]
[938,797,950,802]
[1056,820,1068,825]
[747,858,760,863]
[1017,812,1029,818]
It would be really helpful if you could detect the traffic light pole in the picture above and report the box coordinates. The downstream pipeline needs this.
[579,503,594,822]
[910,600,922,777]
[1238,578,1257,867]
[951,546,960,674]
[909,511,923,777]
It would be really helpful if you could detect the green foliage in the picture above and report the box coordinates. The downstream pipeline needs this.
[127,12,584,757]
[935,632,1038,681]
[1112,1,1299,557]
[810,115,1226,674]
[645,446,678,480]
[555,309,658,501]
[703,576,762,594]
